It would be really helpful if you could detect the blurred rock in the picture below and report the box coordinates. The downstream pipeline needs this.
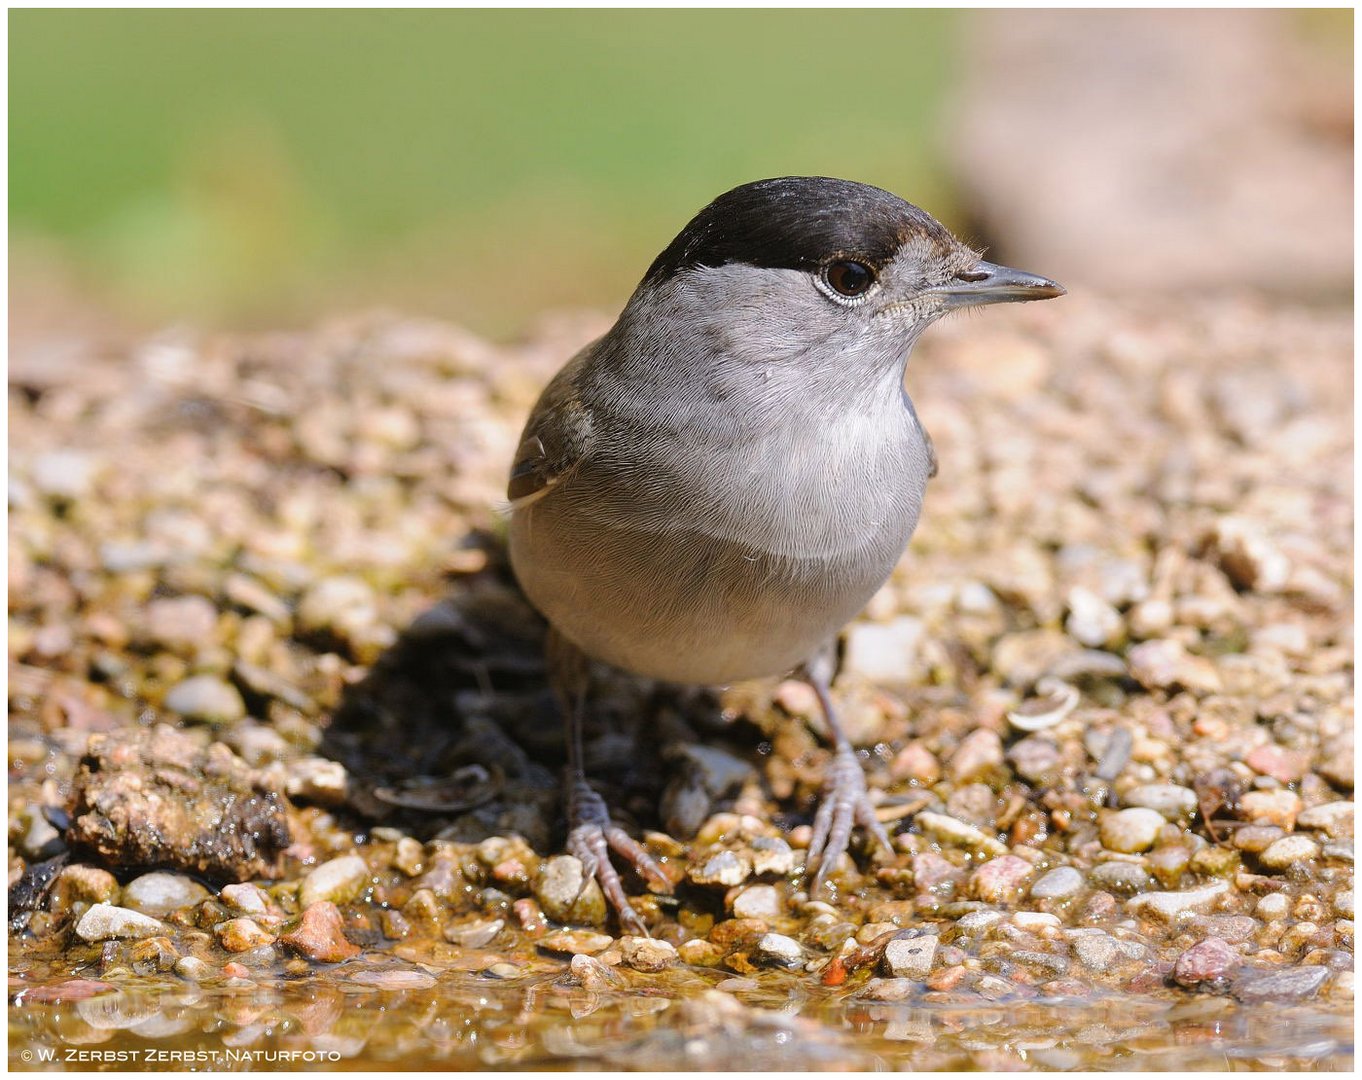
[953,9,1350,299]
[65,724,290,881]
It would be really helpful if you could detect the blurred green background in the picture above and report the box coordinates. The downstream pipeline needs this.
[11,9,960,335]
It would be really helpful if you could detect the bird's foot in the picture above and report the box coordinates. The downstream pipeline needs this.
[565,775,672,936]
[805,742,894,896]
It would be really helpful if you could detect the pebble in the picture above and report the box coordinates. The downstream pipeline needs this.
[1122,783,1199,820]
[859,977,917,1001]
[54,865,120,909]
[278,901,360,962]
[1233,965,1329,1003]
[1013,911,1061,930]
[144,596,218,653]
[882,935,938,979]
[1189,915,1257,943]
[1297,802,1353,839]
[753,933,804,969]
[1088,861,1154,895]
[220,883,271,916]
[380,910,411,939]
[730,884,783,920]
[748,836,795,876]
[1007,736,1063,783]
[393,837,426,877]
[619,935,677,972]
[173,956,212,981]
[1259,835,1320,870]
[30,450,95,499]
[285,757,349,806]
[299,855,370,908]
[970,856,1035,903]
[216,918,276,952]
[891,742,941,785]
[917,811,1007,856]
[539,929,613,956]
[691,850,752,887]
[1029,866,1085,901]
[678,939,724,967]
[956,910,1003,933]
[1064,586,1122,647]
[1232,825,1284,854]
[163,675,246,725]
[842,617,926,683]
[1316,734,1353,790]
[1146,846,1191,888]
[1245,744,1311,784]
[1256,893,1291,920]
[569,952,623,990]
[121,873,209,917]
[1172,937,1241,987]
[949,729,1005,783]
[1127,882,1229,923]
[1238,789,1301,831]
[21,813,64,860]
[297,576,378,637]
[445,918,504,948]
[1100,808,1166,853]
[74,904,164,942]
[1127,639,1221,694]
[347,968,437,990]
[534,855,607,925]
[911,851,961,896]
[1071,932,1119,971]
[1011,950,1069,977]
[223,573,291,624]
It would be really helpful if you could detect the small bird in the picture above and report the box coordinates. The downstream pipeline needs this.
[507,176,1063,932]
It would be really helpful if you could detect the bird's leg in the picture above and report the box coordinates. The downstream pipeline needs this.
[799,651,894,896]
[547,628,672,936]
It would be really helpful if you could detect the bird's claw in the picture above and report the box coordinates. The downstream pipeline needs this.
[804,743,893,896]
[566,777,672,936]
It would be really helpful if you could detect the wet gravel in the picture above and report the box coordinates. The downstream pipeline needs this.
[8,294,1353,1069]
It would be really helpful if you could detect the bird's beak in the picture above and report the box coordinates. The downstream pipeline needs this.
[938,260,1065,308]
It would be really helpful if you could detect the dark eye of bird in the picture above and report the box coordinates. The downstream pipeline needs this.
[824,260,875,298]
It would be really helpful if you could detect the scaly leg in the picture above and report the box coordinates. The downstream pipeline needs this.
[799,650,894,896]
[547,629,672,935]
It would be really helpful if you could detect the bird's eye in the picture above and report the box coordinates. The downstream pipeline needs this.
[824,260,876,298]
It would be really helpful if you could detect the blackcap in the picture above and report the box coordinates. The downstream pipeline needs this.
[507,176,1064,931]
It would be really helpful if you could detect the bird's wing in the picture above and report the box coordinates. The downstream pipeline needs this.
[506,344,597,509]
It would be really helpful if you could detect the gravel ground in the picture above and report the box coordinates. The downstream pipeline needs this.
[8,292,1353,1069]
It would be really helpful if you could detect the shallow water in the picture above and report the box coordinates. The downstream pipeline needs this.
[9,965,1353,1072]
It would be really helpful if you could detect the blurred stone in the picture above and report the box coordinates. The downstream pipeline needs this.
[753,933,804,969]
[970,855,1034,903]
[952,9,1350,299]
[1030,867,1084,901]
[619,935,677,972]
[122,873,209,917]
[535,855,607,926]
[1259,835,1319,870]
[1173,937,1241,987]
[65,724,290,882]
[842,617,926,684]
[882,935,938,979]
[279,901,359,962]
[75,903,163,942]
[299,855,370,908]
[163,676,246,725]
[1100,808,1165,853]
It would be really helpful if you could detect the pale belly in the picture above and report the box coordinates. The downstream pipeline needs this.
[509,473,924,685]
